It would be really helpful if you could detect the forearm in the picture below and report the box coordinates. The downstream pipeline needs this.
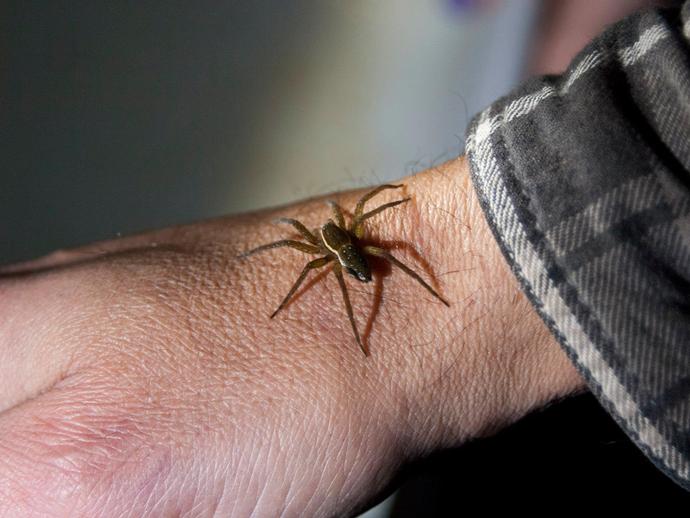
[0,156,584,516]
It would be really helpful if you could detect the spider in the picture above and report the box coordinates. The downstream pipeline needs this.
[240,184,449,356]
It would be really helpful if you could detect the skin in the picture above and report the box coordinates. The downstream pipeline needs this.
[0,156,585,517]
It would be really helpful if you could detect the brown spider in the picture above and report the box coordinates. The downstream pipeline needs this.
[240,184,449,356]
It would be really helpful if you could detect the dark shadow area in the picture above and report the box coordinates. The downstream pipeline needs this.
[361,256,388,348]
[390,393,690,515]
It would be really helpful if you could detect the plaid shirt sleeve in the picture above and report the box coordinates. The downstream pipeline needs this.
[465,3,690,491]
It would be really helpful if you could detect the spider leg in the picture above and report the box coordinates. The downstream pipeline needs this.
[333,263,368,356]
[274,217,319,245]
[363,245,450,307]
[271,256,333,318]
[326,201,346,229]
[239,240,320,258]
[353,184,403,221]
[351,198,411,238]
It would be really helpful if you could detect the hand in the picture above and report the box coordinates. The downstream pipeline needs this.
[0,156,585,516]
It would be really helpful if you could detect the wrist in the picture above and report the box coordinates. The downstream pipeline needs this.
[385,156,586,453]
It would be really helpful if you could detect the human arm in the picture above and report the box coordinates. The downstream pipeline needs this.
[0,157,584,516]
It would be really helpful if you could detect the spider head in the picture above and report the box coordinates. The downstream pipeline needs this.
[346,266,371,283]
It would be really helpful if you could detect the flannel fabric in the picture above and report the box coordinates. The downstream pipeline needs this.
[465,3,690,490]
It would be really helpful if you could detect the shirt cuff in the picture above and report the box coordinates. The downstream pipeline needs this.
[465,4,690,491]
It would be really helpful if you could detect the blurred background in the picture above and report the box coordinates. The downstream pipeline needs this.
[2,0,687,514]
[1,0,539,264]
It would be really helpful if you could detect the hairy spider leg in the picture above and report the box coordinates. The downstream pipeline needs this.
[326,201,346,229]
[353,184,403,222]
[270,256,333,318]
[363,245,450,307]
[240,240,320,258]
[333,263,368,356]
[352,198,411,238]
[275,218,319,245]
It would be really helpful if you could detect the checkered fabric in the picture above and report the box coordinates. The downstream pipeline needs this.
[466,3,690,490]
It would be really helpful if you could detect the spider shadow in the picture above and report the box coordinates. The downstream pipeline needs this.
[360,237,445,292]
[361,254,388,348]
[280,254,389,351]
[359,237,446,349]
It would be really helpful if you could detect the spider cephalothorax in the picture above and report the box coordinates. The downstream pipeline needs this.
[241,184,449,356]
